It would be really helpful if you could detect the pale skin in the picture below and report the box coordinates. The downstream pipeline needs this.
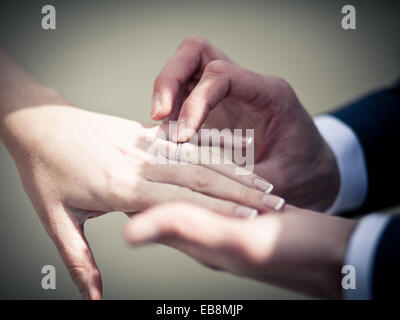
[151,35,340,211]
[125,202,358,299]
[0,49,284,299]
[134,35,359,298]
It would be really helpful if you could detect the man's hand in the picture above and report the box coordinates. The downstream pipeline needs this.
[125,202,357,298]
[151,35,340,210]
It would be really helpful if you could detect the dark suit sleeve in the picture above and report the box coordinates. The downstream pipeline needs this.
[372,216,400,299]
[332,82,400,213]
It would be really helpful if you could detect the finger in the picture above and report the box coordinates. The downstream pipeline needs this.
[151,35,230,120]
[153,124,250,149]
[151,46,200,120]
[125,202,230,245]
[165,78,199,122]
[47,206,102,300]
[203,128,252,149]
[177,127,252,149]
[143,162,284,212]
[175,61,281,142]
[151,139,283,207]
[135,180,258,219]
[166,86,189,122]
[124,202,243,269]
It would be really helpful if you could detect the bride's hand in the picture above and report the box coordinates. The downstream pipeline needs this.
[0,49,283,299]
[2,101,283,299]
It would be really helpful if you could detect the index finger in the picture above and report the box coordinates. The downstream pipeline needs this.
[151,35,230,120]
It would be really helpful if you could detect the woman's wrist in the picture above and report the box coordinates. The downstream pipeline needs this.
[0,48,68,126]
[0,84,68,160]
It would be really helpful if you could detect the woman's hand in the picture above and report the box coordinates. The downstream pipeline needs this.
[125,202,357,298]
[150,35,340,211]
[0,48,283,299]
[2,102,286,299]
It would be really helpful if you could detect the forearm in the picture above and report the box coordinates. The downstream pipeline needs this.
[0,48,67,159]
[0,48,52,112]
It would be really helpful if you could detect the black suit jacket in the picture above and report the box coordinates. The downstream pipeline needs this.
[331,81,400,299]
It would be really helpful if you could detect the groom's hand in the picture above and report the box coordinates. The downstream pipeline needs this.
[150,35,340,210]
[126,201,357,298]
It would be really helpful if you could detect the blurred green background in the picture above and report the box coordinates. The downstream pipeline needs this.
[0,0,399,299]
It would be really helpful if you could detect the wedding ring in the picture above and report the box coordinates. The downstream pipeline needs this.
[175,143,182,162]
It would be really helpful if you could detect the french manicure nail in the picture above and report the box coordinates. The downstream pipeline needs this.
[262,195,285,211]
[253,178,273,193]
[235,206,258,219]
[151,94,162,118]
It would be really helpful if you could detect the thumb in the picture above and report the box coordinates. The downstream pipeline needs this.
[175,61,281,142]
[124,202,245,274]
[48,206,102,300]
[124,202,235,249]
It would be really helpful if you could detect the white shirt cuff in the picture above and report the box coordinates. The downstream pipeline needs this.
[314,115,368,214]
[343,214,390,299]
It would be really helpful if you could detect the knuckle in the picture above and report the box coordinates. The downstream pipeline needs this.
[181,34,207,49]
[107,176,123,197]
[68,264,102,288]
[68,265,90,283]
[269,75,298,109]
[104,171,133,207]
[192,167,212,189]
[205,60,231,76]
[271,76,292,93]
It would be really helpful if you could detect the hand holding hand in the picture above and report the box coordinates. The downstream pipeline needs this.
[125,201,357,298]
[151,35,340,210]
[2,102,287,298]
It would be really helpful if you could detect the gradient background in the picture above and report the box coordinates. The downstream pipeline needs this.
[0,0,399,299]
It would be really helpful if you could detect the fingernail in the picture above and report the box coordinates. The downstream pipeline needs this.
[235,206,258,219]
[151,94,162,118]
[81,291,89,300]
[253,178,273,193]
[262,195,285,211]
